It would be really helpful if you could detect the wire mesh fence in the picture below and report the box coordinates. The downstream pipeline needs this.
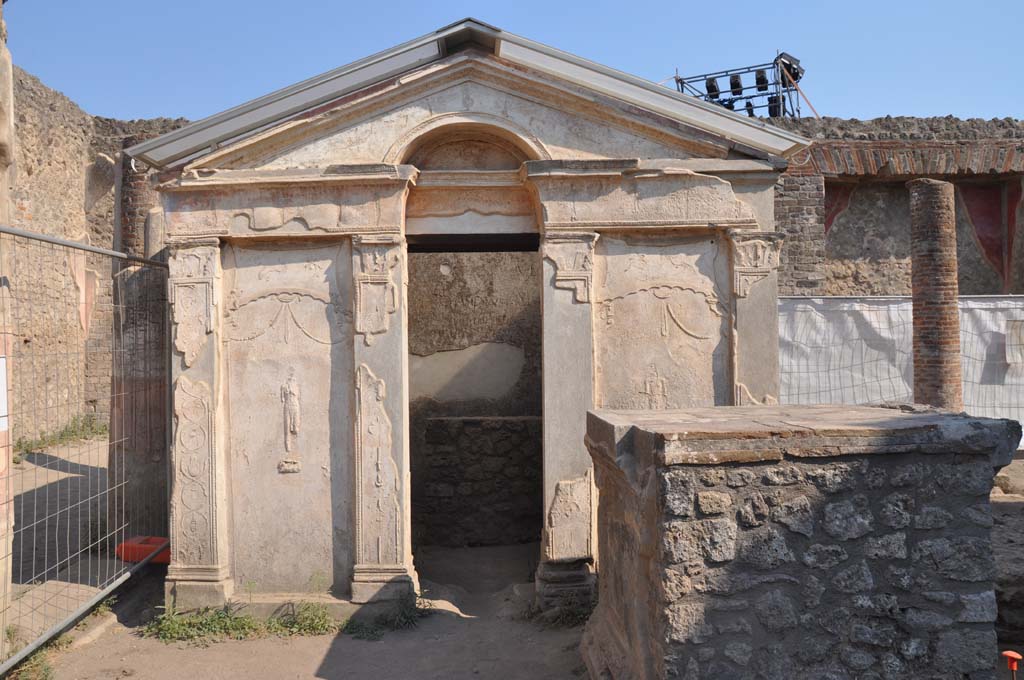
[779,296,1024,430]
[0,226,168,671]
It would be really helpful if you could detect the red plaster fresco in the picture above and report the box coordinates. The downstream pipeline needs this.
[959,184,1005,282]
[824,184,855,234]
[1008,179,1022,291]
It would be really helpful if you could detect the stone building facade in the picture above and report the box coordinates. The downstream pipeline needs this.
[771,116,1024,296]
[130,19,808,609]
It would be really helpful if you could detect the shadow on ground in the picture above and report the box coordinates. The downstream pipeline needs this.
[48,545,584,680]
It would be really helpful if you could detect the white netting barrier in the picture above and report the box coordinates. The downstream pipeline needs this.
[779,296,1024,430]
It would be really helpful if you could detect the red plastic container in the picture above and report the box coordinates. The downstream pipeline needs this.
[116,536,170,564]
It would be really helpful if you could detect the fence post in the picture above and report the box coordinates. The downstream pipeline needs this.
[907,178,963,410]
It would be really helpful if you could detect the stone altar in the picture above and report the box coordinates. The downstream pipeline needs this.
[583,405,1022,679]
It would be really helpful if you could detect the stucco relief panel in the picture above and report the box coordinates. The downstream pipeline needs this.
[164,184,402,239]
[259,80,694,168]
[536,171,759,229]
[222,242,353,592]
[172,376,216,565]
[355,364,401,566]
[594,234,731,410]
[169,245,218,367]
[353,236,401,345]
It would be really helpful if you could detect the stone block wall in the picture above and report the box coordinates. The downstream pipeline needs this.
[7,65,185,438]
[583,405,1021,680]
[412,416,541,547]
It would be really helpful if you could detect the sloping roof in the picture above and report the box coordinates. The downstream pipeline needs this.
[126,18,808,169]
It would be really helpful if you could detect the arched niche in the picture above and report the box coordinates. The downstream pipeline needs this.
[400,121,542,238]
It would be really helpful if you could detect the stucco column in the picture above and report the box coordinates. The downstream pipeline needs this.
[907,179,963,410]
[350,234,417,602]
[166,240,234,608]
[536,230,598,605]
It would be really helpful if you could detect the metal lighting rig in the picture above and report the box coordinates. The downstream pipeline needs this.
[674,52,816,119]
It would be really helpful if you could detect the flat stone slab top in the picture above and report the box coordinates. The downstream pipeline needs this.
[587,404,1022,468]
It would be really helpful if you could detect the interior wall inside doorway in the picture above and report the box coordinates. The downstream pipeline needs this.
[408,250,542,548]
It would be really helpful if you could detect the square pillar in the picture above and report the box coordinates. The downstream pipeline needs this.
[166,240,234,609]
[350,235,417,602]
[536,231,598,605]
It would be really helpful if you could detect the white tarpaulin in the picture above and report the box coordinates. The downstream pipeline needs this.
[779,296,1024,435]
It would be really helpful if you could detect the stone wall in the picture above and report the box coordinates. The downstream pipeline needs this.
[408,250,543,548]
[772,116,1024,296]
[415,417,541,547]
[583,405,1021,680]
[8,65,185,438]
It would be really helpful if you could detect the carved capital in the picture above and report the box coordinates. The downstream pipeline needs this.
[169,244,219,366]
[171,376,218,566]
[728,231,783,298]
[543,231,598,304]
[352,235,402,346]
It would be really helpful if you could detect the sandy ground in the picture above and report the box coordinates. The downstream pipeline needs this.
[49,545,585,680]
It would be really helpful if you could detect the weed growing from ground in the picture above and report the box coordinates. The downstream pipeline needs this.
[7,635,73,680]
[143,606,262,644]
[531,590,595,629]
[266,603,340,637]
[342,619,385,641]
[14,414,108,455]
[145,602,346,645]
[374,591,432,631]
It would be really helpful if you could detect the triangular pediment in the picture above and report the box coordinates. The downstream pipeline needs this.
[191,53,765,171]
[127,19,807,170]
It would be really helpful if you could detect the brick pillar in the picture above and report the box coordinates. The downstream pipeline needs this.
[907,179,963,410]
[119,135,158,258]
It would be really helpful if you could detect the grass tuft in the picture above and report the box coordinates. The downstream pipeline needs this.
[342,618,385,641]
[374,591,432,631]
[266,603,340,637]
[143,606,262,645]
[14,414,108,455]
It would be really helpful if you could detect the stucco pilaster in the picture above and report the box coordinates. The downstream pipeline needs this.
[350,234,416,602]
[727,230,784,405]
[166,240,234,608]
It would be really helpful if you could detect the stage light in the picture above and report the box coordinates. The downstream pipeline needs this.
[705,78,720,99]
[755,69,769,92]
[745,101,755,117]
[729,74,743,96]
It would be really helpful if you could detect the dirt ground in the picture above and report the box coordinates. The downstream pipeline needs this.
[39,460,1024,679]
[47,545,584,680]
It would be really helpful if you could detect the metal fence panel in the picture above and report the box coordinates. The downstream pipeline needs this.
[0,227,168,672]
[779,296,1024,433]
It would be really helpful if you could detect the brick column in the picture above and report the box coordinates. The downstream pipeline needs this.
[119,135,159,258]
[907,179,963,410]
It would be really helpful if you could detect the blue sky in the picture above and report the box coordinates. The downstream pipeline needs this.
[7,0,1023,122]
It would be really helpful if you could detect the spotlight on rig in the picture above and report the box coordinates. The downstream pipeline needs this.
[755,69,769,92]
[729,74,743,96]
[745,101,755,117]
[705,77,720,99]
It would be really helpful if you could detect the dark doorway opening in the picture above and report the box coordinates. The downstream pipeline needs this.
[407,246,543,592]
